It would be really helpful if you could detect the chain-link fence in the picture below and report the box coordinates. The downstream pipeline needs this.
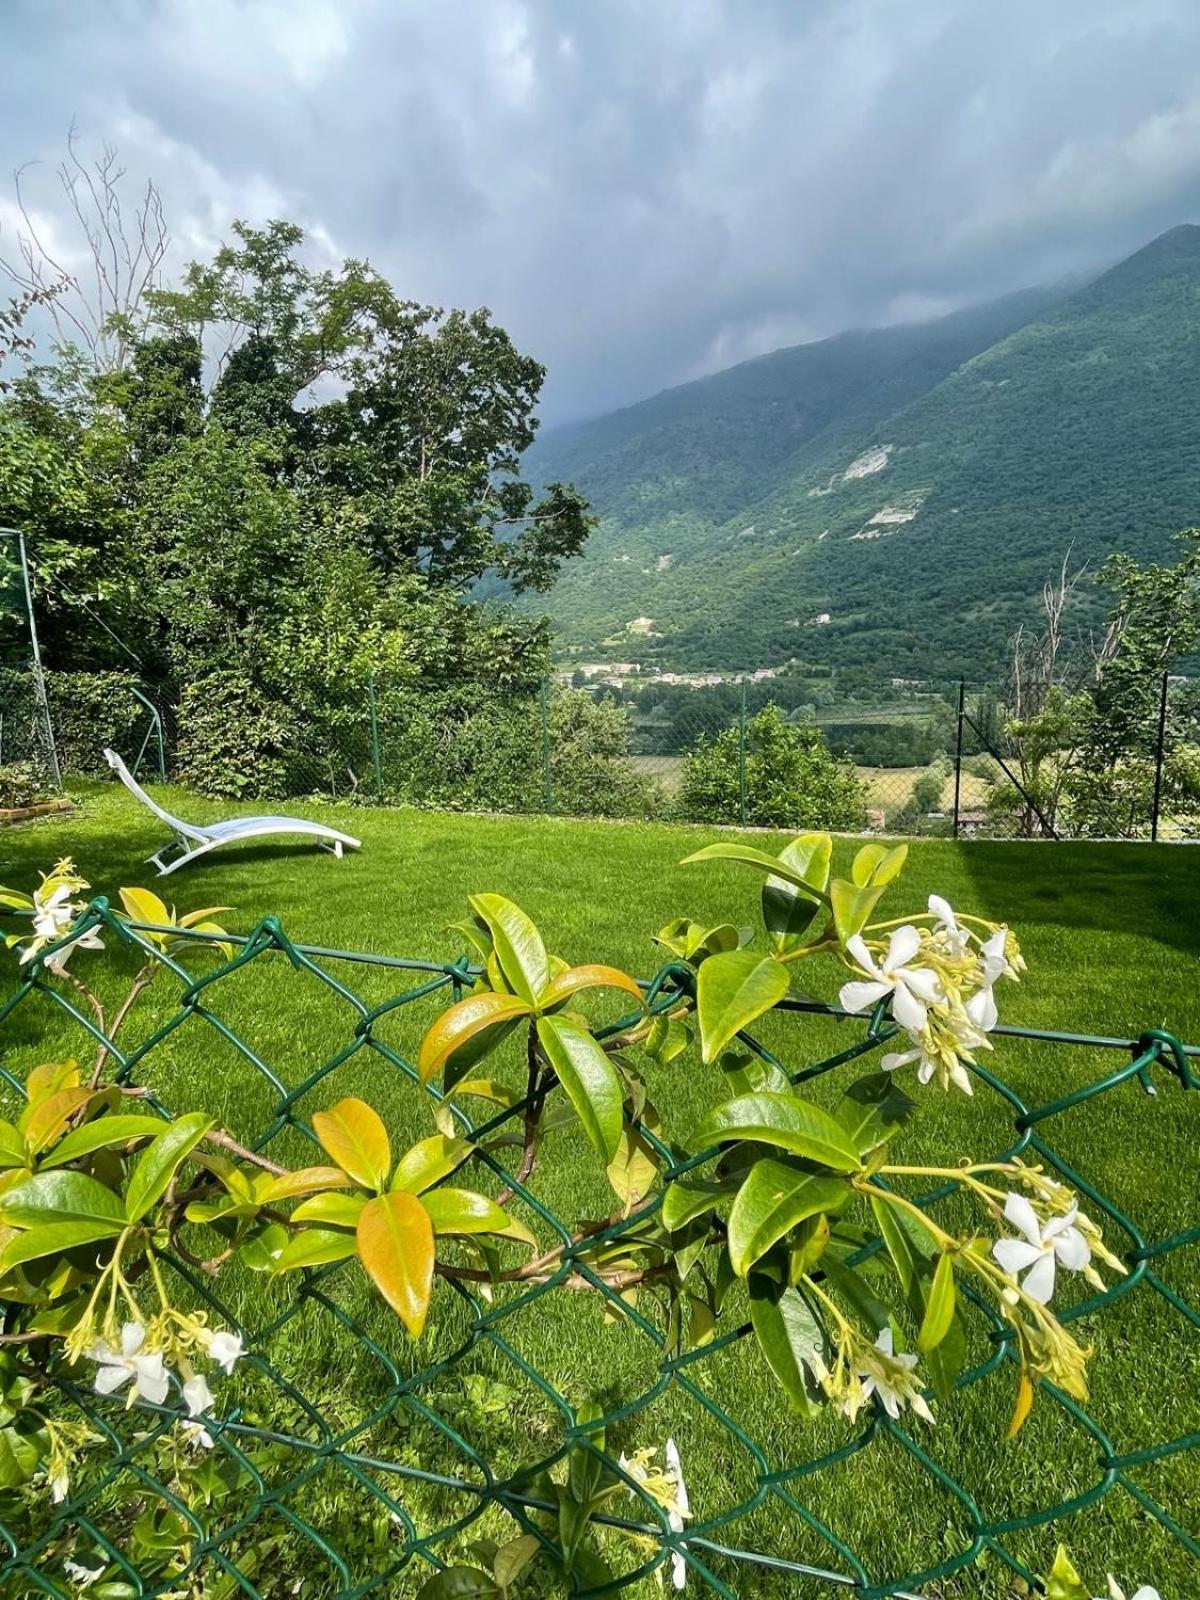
[0,903,1196,1597]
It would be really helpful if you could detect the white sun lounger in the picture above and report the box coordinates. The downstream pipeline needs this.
[103,748,362,876]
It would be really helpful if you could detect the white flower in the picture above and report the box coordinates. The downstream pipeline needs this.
[205,1329,244,1374]
[50,1466,69,1503]
[846,1328,934,1425]
[928,895,969,955]
[992,1194,1091,1304]
[665,1438,690,1591]
[18,880,104,975]
[180,1418,215,1449]
[1103,1582,1161,1600]
[63,1556,106,1589]
[90,1322,170,1407]
[182,1373,215,1416]
[839,927,943,1033]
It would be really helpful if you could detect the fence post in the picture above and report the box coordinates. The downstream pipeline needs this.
[540,675,554,813]
[1150,669,1169,843]
[952,679,965,839]
[738,675,748,828]
[367,672,384,801]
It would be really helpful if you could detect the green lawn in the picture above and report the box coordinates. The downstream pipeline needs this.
[2,783,1198,1599]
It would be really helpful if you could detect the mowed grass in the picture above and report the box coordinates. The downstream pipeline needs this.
[2,784,1198,1598]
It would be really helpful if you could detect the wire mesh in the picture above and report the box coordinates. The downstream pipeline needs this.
[0,904,1196,1598]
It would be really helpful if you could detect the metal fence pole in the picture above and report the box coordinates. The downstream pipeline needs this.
[1150,669,1169,843]
[952,679,965,839]
[367,672,384,801]
[738,675,748,827]
[540,675,554,813]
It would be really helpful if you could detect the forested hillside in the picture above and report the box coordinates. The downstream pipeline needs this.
[528,225,1200,674]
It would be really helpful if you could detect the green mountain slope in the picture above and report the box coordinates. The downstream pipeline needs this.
[530,226,1200,675]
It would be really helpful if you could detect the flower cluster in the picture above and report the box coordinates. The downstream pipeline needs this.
[5,858,104,976]
[838,895,1024,1094]
[618,1439,690,1590]
[85,1317,242,1452]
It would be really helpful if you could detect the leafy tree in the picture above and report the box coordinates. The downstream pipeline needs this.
[678,703,864,829]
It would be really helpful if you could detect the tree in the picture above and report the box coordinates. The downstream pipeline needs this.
[678,703,864,829]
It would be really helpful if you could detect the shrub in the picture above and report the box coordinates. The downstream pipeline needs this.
[678,703,865,829]
[0,761,54,808]
[174,673,297,800]
[0,668,140,776]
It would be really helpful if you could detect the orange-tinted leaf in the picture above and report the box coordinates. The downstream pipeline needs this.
[538,964,644,1011]
[356,1192,435,1338]
[417,991,531,1085]
[20,1088,91,1155]
[26,1062,80,1105]
[311,1099,391,1191]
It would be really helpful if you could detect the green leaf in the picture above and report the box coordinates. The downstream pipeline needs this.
[0,1170,125,1230]
[40,1115,166,1169]
[851,842,908,887]
[830,879,884,943]
[492,1533,540,1590]
[727,1162,851,1276]
[467,894,549,1007]
[538,964,643,1011]
[660,1176,737,1232]
[834,1074,915,1155]
[420,1188,536,1246]
[417,1567,500,1599]
[0,1424,41,1489]
[718,1048,791,1097]
[695,949,790,1063]
[391,1135,474,1195]
[536,1016,623,1163]
[272,1227,358,1272]
[918,1251,957,1353]
[417,992,532,1086]
[238,1222,287,1272]
[290,1192,367,1229]
[869,1193,923,1299]
[643,1016,692,1065]
[124,1113,213,1222]
[681,842,830,901]
[1045,1545,1090,1600]
[694,1093,862,1173]
[763,835,832,954]
[0,1219,123,1270]
[0,1122,27,1169]
[748,1275,826,1416]
[605,1126,660,1212]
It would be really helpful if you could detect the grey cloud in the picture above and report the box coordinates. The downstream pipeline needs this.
[3,0,1200,421]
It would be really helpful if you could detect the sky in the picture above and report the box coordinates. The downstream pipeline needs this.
[4,0,1200,424]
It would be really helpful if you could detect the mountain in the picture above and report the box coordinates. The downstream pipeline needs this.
[525,225,1200,675]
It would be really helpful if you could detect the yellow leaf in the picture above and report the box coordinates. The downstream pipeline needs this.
[20,1088,91,1155]
[119,886,172,929]
[356,1192,435,1337]
[417,991,532,1085]
[1007,1371,1035,1439]
[26,1062,80,1106]
[311,1099,391,1191]
[538,964,645,1011]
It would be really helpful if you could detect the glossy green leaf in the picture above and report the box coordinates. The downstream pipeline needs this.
[391,1135,474,1195]
[762,835,832,953]
[830,879,884,943]
[420,1187,536,1246]
[467,894,549,1006]
[290,1192,367,1229]
[40,1116,166,1170]
[694,1093,862,1173]
[492,1533,540,1590]
[727,1162,851,1276]
[536,1016,623,1163]
[272,1227,358,1272]
[695,949,790,1063]
[0,1170,125,1230]
[681,842,829,901]
[748,1275,825,1416]
[660,1176,737,1232]
[851,842,908,887]
[124,1113,213,1222]
[834,1074,915,1155]
[605,1127,659,1212]
[0,1122,26,1169]
[0,1218,123,1270]
[918,1251,957,1353]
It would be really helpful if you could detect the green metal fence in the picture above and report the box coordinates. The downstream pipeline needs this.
[0,903,1196,1598]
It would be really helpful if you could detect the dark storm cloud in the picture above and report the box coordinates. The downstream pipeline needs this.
[3,0,1200,420]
